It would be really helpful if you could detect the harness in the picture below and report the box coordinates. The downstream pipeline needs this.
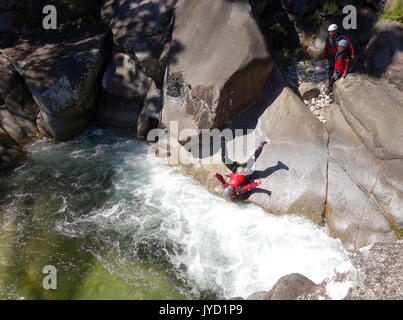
[225,173,246,198]
[327,33,348,58]
[334,49,350,71]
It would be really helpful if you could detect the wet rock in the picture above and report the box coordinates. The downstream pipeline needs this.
[298,242,403,299]
[0,54,39,144]
[0,105,27,144]
[265,273,318,300]
[160,67,328,224]
[246,291,270,300]
[0,126,24,171]
[161,0,272,140]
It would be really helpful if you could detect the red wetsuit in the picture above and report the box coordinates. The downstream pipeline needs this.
[215,173,259,199]
[334,50,351,78]
[322,33,354,59]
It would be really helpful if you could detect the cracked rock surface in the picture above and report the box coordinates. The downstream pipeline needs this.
[298,242,403,300]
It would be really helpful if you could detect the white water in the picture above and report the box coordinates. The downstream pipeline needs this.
[20,127,348,299]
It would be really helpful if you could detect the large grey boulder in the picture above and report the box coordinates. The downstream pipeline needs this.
[161,0,273,139]
[265,273,318,300]
[244,273,318,300]
[298,83,321,100]
[0,54,39,144]
[137,80,162,138]
[0,126,24,171]
[110,0,175,81]
[298,242,403,300]
[13,28,111,141]
[158,67,328,224]
[247,80,328,223]
[102,50,152,103]
[324,74,403,250]
[360,19,403,90]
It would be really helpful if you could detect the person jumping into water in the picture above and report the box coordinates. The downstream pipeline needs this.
[214,137,270,200]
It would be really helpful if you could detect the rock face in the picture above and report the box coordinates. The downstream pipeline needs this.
[137,80,162,137]
[242,72,327,224]
[12,28,111,141]
[97,50,151,129]
[0,126,24,171]
[102,51,152,103]
[110,0,175,81]
[0,54,39,145]
[298,242,403,300]
[298,83,321,100]
[161,0,273,138]
[264,273,318,300]
[242,273,318,300]
[360,19,403,90]
[158,67,328,224]
[96,92,141,129]
[325,74,403,250]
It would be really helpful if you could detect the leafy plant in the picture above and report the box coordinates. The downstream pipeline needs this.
[269,22,288,37]
[322,0,339,16]
[273,48,292,68]
[381,0,403,24]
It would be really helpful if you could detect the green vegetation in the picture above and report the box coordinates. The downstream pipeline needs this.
[273,48,291,68]
[273,47,307,68]
[310,0,340,26]
[381,0,403,24]
[322,0,339,16]
[269,22,288,37]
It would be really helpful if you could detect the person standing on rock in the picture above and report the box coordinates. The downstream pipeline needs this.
[321,24,354,89]
[214,137,270,201]
[329,39,351,87]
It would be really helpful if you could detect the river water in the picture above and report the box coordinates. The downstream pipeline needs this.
[0,125,348,300]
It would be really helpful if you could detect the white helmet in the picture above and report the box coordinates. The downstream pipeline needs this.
[338,39,348,47]
[328,24,338,32]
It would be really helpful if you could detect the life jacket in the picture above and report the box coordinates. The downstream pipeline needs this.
[334,50,350,71]
[225,173,246,198]
[327,33,348,57]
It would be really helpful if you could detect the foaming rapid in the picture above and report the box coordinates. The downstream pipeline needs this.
[4,126,348,299]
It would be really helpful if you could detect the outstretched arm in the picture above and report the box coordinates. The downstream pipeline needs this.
[215,173,226,187]
[240,181,260,194]
[342,56,351,78]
